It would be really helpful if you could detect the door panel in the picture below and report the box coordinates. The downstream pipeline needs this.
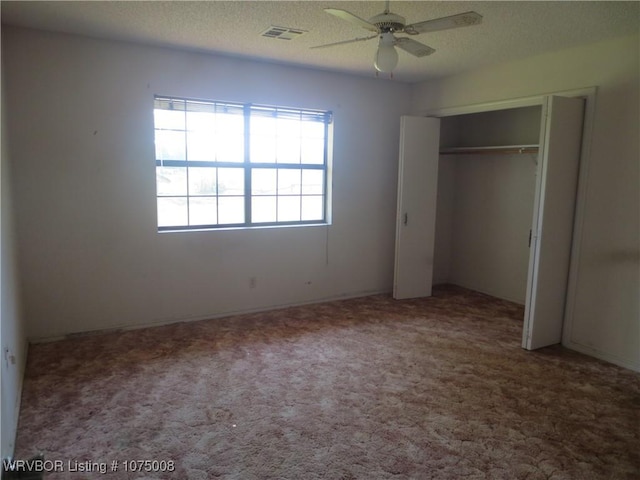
[393,116,440,299]
[522,96,585,349]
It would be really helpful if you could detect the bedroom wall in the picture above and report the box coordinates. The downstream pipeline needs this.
[2,26,412,339]
[413,33,639,371]
[1,60,27,459]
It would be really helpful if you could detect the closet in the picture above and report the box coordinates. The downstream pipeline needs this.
[393,95,585,350]
[435,106,542,306]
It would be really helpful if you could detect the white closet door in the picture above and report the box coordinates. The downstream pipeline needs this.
[393,116,440,299]
[522,95,585,350]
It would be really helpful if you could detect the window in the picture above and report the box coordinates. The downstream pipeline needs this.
[154,96,331,231]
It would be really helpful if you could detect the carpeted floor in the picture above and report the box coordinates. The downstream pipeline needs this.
[14,285,640,479]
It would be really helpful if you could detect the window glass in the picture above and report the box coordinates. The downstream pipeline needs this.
[218,197,244,224]
[252,196,277,223]
[155,130,186,161]
[278,169,302,195]
[218,168,244,196]
[189,168,217,196]
[277,196,301,222]
[189,197,217,226]
[157,198,188,227]
[252,169,277,195]
[301,170,323,195]
[156,167,187,196]
[301,196,324,221]
[154,96,330,230]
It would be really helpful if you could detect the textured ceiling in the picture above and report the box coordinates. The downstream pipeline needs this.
[1,1,638,83]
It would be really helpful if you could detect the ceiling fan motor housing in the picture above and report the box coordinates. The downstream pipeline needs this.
[369,12,406,32]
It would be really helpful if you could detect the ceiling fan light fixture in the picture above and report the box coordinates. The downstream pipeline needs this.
[316,4,483,74]
[374,32,398,73]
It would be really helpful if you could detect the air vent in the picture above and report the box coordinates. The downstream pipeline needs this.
[261,26,307,40]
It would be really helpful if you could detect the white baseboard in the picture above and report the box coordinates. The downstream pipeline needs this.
[29,288,391,344]
[562,340,640,373]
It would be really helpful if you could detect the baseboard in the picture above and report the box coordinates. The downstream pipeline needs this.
[28,289,392,344]
[562,340,640,373]
[433,282,526,306]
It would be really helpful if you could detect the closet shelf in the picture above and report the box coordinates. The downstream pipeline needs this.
[439,145,539,155]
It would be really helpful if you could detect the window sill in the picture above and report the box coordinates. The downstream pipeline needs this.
[157,222,330,234]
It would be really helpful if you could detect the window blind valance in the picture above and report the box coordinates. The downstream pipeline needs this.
[154,96,332,124]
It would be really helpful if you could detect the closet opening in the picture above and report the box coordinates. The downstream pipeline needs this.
[433,106,543,308]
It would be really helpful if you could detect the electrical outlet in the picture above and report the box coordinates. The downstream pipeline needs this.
[249,277,257,289]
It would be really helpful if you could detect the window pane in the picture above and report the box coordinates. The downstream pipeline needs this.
[252,115,277,136]
[251,135,276,163]
[189,197,217,225]
[301,121,324,138]
[186,111,243,162]
[187,132,216,161]
[252,169,277,195]
[154,109,185,130]
[252,196,277,223]
[277,117,301,137]
[277,137,301,163]
[301,170,324,194]
[155,130,185,161]
[278,169,301,195]
[189,167,217,196]
[301,137,325,164]
[251,115,277,163]
[301,196,323,221]
[278,196,301,222]
[218,168,244,195]
[156,167,187,196]
[216,135,244,163]
[217,112,243,137]
[218,197,244,224]
[187,111,215,132]
[158,197,187,227]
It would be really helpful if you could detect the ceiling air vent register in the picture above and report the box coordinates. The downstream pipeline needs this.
[260,26,307,40]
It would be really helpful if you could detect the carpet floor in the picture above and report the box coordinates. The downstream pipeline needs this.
[14,285,640,479]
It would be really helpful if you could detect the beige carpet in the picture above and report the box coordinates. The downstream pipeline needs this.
[14,285,640,479]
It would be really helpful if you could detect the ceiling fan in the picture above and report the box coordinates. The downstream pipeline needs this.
[312,1,482,75]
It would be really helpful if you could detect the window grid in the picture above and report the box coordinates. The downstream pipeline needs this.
[154,96,331,230]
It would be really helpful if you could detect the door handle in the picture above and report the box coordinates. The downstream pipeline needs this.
[403,213,408,226]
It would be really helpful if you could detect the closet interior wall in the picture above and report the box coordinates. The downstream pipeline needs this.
[433,106,542,305]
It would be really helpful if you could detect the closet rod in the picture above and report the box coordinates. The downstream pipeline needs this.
[439,145,539,155]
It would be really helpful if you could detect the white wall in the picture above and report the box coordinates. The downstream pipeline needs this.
[1,59,27,459]
[2,26,412,339]
[413,34,640,371]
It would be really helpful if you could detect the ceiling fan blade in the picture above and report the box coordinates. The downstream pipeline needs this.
[394,37,436,57]
[404,11,482,35]
[325,8,379,33]
[311,34,377,50]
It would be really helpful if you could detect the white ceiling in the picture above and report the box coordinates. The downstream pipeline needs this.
[1,1,638,83]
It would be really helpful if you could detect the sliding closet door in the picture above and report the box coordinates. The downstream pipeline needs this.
[522,96,585,350]
[393,116,440,299]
